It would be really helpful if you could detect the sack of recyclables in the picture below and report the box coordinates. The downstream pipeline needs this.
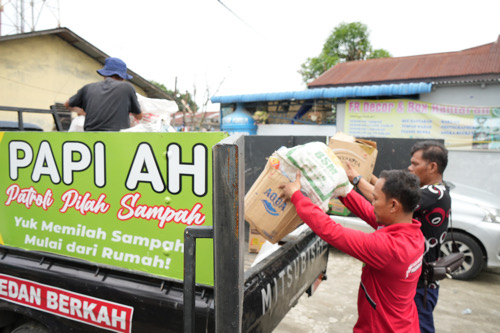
[122,93,178,132]
[275,141,353,211]
[68,94,179,132]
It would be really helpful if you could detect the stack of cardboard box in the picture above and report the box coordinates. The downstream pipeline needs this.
[327,133,378,215]
[245,133,378,252]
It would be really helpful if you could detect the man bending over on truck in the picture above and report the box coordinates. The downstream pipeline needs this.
[65,57,142,131]
[279,169,424,333]
[346,140,450,333]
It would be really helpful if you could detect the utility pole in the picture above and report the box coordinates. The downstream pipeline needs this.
[0,0,60,36]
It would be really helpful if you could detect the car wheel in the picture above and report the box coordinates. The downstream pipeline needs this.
[440,232,484,280]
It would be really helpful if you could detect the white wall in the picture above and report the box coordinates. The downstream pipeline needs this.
[421,83,500,106]
[257,124,336,136]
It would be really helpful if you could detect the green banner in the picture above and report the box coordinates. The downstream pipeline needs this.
[345,99,500,150]
[0,132,227,286]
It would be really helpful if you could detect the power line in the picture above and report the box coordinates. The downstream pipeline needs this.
[216,0,260,35]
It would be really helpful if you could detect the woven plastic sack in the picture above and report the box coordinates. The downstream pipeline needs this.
[275,141,353,211]
[123,93,178,132]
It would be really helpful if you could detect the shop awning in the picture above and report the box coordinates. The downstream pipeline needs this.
[210,82,433,104]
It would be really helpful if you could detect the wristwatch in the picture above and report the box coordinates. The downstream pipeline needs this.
[352,175,362,186]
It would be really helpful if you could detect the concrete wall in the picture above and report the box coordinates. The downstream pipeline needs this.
[335,86,500,197]
[0,35,147,130]
[257,124,336,136]
[421,83,500,106]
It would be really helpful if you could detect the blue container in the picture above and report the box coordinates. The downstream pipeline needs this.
[221,103,257,135]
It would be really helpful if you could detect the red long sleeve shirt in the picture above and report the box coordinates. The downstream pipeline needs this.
[291,190,424,333]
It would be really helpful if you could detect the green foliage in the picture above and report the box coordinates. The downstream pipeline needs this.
[322,22,371,62]
[300,55,339,84]
[299,22,392,83]
[368,48,392,59]
[150,80,198,112]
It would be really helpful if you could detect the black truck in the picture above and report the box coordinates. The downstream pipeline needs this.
[0,106,329,333]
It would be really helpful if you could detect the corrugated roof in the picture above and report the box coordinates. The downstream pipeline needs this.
[309,35,500,88]
[210,82,432,104]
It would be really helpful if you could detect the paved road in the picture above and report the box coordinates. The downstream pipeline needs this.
[274,247,500,332]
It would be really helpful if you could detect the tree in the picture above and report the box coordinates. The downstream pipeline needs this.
[368,48,392,59]
[150,80,198,130]
[299,22,392,83]
[150,78,226,131]
[150,81,197,113]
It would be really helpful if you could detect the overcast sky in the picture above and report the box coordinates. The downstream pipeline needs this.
[3,0,500,108]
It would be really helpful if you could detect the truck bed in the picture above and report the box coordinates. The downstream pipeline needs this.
[0,225,328,333]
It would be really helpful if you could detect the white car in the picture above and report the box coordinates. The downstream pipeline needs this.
[331,181,500,280]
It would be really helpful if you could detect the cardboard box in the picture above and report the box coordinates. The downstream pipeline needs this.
[328,198,351,216]
[248,227,267,253]
[328,133,378,215]
[328,132,378,182]
[244,158,303,244]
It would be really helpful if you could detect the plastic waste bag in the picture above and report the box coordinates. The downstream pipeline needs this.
[122,93,178,132]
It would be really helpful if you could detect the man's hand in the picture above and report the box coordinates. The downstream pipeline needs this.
[344,161,360,183]
[64,100,86,116]
[279,171,302,201]
[74,107,86,116]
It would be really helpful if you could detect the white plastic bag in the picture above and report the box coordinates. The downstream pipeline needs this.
[68,115,85,132]
[123,93,179,132]
[275,141,353,211]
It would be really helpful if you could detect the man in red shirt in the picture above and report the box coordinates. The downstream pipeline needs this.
[346,140,450,333]
[280,169,424,332]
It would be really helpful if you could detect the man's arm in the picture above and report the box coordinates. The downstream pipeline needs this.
[280,171,378,230]
[280,172,391,269]
[128,90,142,120]
[338,191,378,229]
[345,161,375,202]
[290,189,390,270]
[64,100,86,116]
[132,113,143,120]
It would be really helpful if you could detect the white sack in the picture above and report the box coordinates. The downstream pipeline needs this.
[68,115,85,132]
[124,93,179,132]
[275,141,353,212]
